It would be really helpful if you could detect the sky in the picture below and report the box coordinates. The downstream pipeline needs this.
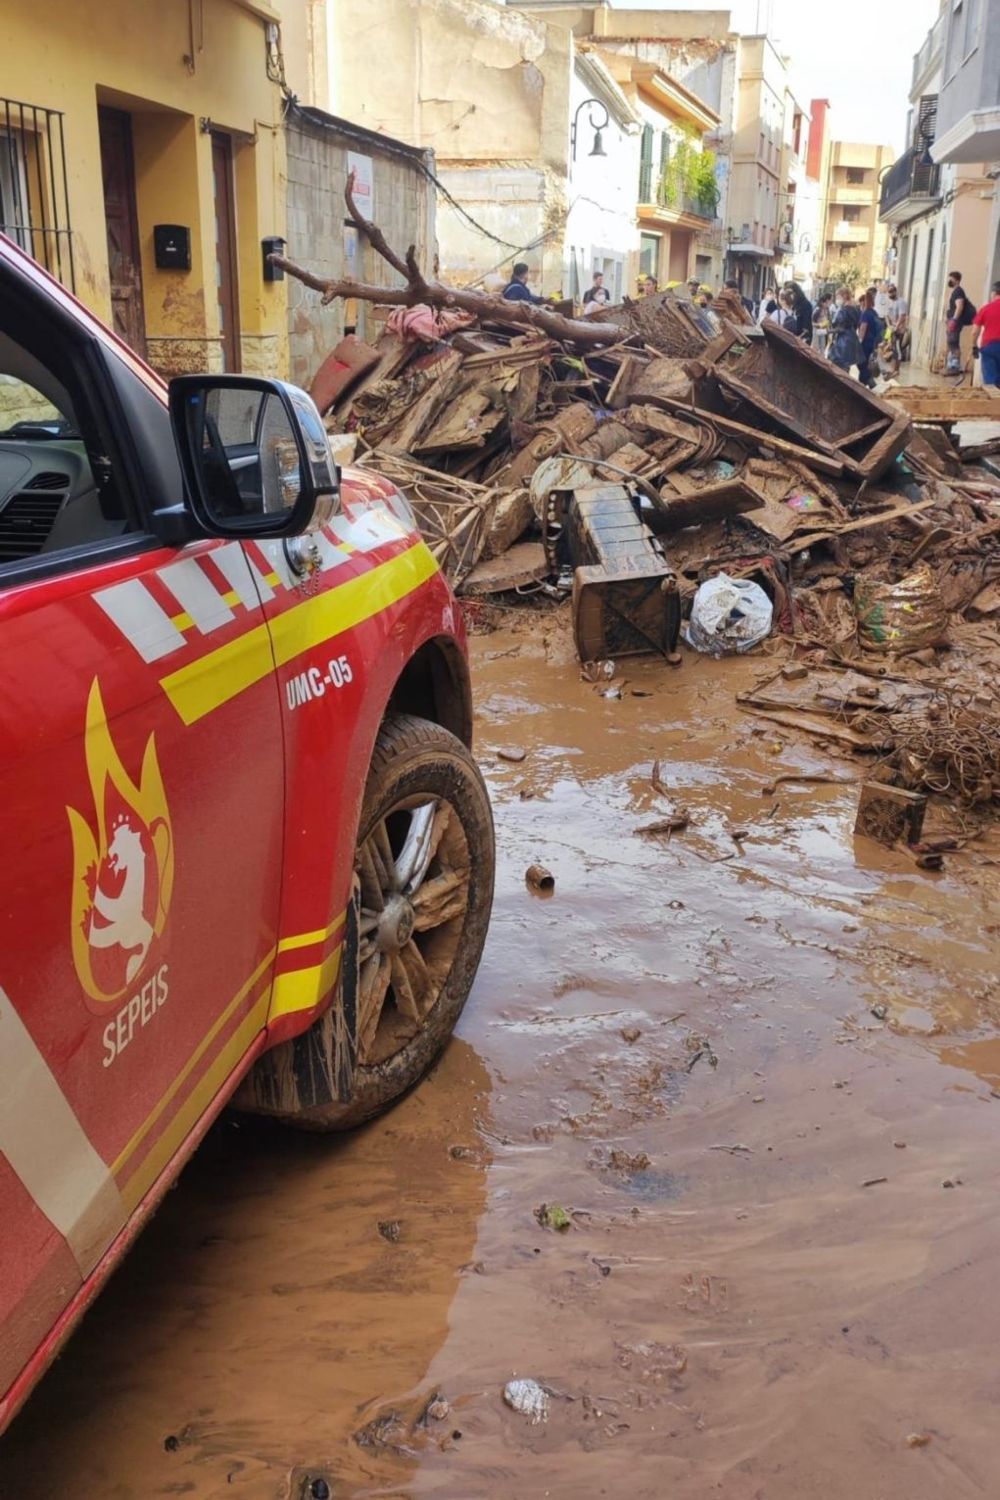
[623,0,941,151]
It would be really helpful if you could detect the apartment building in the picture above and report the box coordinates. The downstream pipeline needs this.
[820,141,893,284]
[879,5,993,370]
[931,0,1000,295]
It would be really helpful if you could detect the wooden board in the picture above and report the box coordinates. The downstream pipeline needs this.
[886,385,1000,421]
[461,541,550,596]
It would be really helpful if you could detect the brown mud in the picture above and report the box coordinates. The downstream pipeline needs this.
[4,613,1000,1498]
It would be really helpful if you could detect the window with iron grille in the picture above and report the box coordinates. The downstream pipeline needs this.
[0,98,75,291]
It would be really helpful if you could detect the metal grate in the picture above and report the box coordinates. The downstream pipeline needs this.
[0,97,75,291]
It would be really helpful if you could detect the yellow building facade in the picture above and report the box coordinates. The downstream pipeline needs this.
[1,0,289,378]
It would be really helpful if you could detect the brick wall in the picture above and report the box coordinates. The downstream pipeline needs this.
[284,117,435,389]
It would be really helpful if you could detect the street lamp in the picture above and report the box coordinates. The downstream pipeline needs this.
[571,98,610,160]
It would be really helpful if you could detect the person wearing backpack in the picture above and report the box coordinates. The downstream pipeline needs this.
[829,286,862,374]
[945,271,976,373]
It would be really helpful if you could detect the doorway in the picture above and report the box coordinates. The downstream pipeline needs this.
[211,132,240,372]
[98,106,146,359]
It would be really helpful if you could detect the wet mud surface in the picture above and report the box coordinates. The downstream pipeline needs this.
[4,613,1000,1498]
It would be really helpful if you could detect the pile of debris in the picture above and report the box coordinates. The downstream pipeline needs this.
[277,178,1000,820]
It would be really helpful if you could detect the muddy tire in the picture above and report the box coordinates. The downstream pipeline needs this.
[281,713,494,1131]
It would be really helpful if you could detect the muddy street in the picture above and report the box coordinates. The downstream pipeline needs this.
[4,614,1000,1499]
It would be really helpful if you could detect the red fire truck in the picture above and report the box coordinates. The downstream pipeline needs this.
[0,233,494,1433]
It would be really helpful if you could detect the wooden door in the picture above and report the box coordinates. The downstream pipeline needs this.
[211,132,240,373]
[98,107,146,360]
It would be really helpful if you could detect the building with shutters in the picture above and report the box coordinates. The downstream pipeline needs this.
[929,0,1000,320]
[0,0,289,378]
[881,4,995,370]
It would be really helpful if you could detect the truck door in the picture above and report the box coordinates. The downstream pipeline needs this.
[0,269,283,1408]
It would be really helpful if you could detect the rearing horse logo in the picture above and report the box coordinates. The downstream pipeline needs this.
[67,680,174,1006]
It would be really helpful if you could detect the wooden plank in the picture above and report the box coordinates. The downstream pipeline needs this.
[838,417,892,447]
[783,495,938,554]
[461,540,549,596]
[646,478,764,533]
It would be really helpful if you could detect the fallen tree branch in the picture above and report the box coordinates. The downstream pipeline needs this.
[345,168,410,279]
[270,176,628,348]
[271,253,628,346]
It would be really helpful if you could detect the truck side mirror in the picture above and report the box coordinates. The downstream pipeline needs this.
[168,375,339,539]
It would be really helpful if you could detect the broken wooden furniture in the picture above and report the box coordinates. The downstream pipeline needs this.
[543,481,681,662]
[690,322,912,481]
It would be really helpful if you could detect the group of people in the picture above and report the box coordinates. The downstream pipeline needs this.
[753,279,906,385]
[501,259,1000,389]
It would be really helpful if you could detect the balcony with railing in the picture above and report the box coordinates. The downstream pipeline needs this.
[878,145,942,224]
[638,129,719,223]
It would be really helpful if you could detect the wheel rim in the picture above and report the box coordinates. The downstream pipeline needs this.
[355,796,470,1067]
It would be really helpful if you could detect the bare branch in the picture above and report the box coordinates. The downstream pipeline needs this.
[274,179,627,348]
[345,168,410,279]
[270,258,411,307]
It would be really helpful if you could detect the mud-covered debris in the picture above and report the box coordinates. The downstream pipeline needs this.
[871,1003,889,1020]
[636,811,690,837]
[496,745,527,763]
[377,1219,402,1243]
[685,1035,719,1072]
[534,1202,572,1232]
[607,1148,652,1176]
[906,1431,932,1448]
[503,1378,550,1424]
[621,1025,642,1045]
[449,1143,482,1161]
[581,660,616,683]
[426,1398,450,1422]
[855,781,927,847]
[861,1176,889,1188]
[525,863,555,894]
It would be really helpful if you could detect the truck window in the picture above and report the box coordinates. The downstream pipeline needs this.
[0,326,132,569]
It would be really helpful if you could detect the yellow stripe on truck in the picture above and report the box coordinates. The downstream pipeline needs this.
[159,542,438,726]
[269,947,343,1020]
[276,910,346,955]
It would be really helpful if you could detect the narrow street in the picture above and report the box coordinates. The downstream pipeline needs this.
[4,612,999,1500]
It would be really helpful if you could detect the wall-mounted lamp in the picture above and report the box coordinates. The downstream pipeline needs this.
[571,97,610,161]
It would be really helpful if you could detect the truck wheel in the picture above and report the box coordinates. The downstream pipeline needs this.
[284,713,494,1130]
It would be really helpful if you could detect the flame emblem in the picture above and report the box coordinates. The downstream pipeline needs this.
[67,680,174,1005]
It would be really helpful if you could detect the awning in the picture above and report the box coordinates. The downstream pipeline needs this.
[726,243,774,259]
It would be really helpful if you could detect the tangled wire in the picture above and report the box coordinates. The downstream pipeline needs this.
[863,693,1000,806]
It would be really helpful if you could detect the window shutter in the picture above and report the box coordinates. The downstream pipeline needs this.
[639,124,653,202]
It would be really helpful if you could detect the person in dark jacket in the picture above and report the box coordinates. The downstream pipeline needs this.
[829,286,862,373]
[502,262,545,304]
[784,281,814,343]
[856,288,880,387]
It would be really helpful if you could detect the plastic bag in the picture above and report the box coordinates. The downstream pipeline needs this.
[854,563,947,653]
[684,572,774,656]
